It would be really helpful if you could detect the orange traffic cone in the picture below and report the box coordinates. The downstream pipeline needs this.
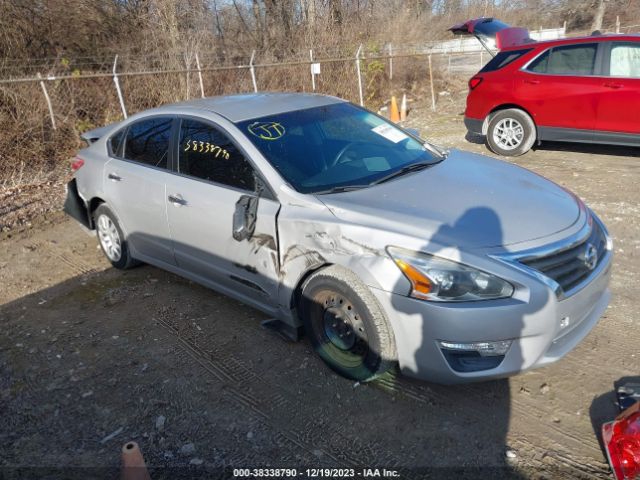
[390,96,400,123]
[121,442,151,480]
[400,94,407,121]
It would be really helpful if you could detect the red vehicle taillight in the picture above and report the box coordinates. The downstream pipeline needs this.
[602,402,640,480]
[71,157,85,171]
[468,76,483,90]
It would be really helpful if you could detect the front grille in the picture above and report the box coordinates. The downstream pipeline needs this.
[520,220,607,294]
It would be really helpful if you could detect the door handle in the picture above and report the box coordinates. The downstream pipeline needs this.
[108,172,122,181]
[168,194,187,206]
[604,82,623,89]
[524,79,540,85]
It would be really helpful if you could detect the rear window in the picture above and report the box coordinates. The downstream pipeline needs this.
[480,49,532,72]
[526,43,598,75]
[123,117,172,169]
[109,129,125,156]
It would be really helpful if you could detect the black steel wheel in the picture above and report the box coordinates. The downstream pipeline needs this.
[299,266,396,381]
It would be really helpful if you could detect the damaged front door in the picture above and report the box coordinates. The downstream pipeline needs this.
[165,117,280,311]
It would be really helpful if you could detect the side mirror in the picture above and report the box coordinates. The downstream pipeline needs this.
[405,127,421,139]
[233,195,258,241]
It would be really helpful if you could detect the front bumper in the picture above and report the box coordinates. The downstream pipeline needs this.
[371,246,612,385]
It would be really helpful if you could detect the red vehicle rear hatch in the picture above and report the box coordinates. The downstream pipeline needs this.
[449,17,534,54]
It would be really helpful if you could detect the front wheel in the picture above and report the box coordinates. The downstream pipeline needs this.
[299,266,396,381]
[486,108,536,157]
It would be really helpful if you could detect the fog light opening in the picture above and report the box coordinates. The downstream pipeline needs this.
[439,340,512,373]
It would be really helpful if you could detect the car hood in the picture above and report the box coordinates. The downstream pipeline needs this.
[316,150,581,250]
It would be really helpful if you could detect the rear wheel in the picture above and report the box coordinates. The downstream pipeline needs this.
[486,108,536,157]
[299,266,396,381]
[94,204,139,270]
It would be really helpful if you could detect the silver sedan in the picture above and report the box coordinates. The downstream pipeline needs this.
[64,93,612,384]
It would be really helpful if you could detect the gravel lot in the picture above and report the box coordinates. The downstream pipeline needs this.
[0,98,638,479]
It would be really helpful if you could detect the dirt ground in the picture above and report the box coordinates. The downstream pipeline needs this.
[1,98,638,479]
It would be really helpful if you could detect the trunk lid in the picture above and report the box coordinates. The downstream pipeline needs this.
[80,122,121,146]
[449,17,533,54]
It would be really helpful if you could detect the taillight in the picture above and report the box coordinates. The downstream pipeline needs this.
[602,402,640,480]
[71,157,85,171]
[469,76,483,90]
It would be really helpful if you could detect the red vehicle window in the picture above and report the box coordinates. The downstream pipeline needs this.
[609,42,640,77]
[480,49,532,73]
[527,43,598,75]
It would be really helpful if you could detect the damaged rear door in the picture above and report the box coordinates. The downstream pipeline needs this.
[449,17,533,56]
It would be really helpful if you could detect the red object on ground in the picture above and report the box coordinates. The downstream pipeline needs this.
[602,402,640,480]
[121,441,151,480]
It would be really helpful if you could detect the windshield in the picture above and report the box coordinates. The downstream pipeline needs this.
[236,102,442,194]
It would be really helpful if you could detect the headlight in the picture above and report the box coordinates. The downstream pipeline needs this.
[387,246,514,302]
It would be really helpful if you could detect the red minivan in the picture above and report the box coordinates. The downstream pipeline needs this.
[453,18,640,156]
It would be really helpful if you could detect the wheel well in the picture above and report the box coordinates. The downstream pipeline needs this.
[291,263,333,310]
[87,197,105,228]
[484,104,537,137]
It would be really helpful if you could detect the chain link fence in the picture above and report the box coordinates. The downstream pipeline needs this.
[0,45,488,186]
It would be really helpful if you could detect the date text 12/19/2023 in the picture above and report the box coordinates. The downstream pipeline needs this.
[232,468,401,478]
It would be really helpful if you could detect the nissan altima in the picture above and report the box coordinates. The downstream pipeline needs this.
[64,93,612,384]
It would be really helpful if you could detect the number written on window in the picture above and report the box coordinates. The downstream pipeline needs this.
[178,119,255,191]
[183,139,230,159]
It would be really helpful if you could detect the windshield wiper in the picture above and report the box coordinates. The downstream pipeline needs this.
[424,142,449,158]
[313,185,368,194]
[371,161,435,185]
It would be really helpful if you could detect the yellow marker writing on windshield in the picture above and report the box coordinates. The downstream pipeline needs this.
[248,121,285,140]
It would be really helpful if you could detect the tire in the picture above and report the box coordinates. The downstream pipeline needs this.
[486,108,536,157]
[94,204,139,270]
[299,265,396,381]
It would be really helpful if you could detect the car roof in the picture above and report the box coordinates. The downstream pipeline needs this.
[152,92,346,123]
[502,33,640,51]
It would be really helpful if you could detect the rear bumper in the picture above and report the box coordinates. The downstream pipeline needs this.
[63,179,92,229]
[464,116,484,135]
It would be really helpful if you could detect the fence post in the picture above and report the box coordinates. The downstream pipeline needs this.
[309,49,315,91]
[447,55,451,74]
[428,55,436,112]
[37,73,56,130]
[249,50,258,93]
[388,43,393,80]
[616,16,620,33]
[195,53,205,98]
[112,55,127,119]
[355,44,364,107]
[184,53,190,100]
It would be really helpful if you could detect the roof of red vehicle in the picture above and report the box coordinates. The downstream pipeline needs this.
[502,33,640,51]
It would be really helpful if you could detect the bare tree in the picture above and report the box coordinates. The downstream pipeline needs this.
[591,0,608,31]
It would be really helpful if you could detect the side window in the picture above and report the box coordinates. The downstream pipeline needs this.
[610,43,640,77]
[178,119,255,191]
[527,49,550,73]
[527,44,597,75]
[480,49,532,73]
[109,129,125,156]
[123,117,172,169]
